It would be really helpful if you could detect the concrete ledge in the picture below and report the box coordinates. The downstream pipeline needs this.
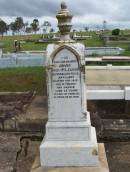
[86,66,130,70]
[87,90,124,100]
[87,86,130,100]
[30,143,109,172]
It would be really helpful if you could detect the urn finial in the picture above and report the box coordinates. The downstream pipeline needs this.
[56,2,74,42]
[61,1,67,9]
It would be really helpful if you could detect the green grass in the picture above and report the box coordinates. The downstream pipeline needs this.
[0,34,46,53]
[81,37,104,47]
[0,67,46,95]
[86,62,130,66]
[1,33,104,53]
[106,42,130,56]
[1,30,130,55]
[21,42,48,51]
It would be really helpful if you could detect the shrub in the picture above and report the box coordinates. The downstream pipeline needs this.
[112,28,120,36]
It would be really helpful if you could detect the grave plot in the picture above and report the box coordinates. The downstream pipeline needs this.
[88,100,130,141]
[0,92,34,131]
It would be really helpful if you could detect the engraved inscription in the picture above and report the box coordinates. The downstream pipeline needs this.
[52,55,80,99]
[51,48,82,119]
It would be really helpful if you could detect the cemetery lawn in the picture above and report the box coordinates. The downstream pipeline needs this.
[0,34,104,53]
[0,34,48,53]
[1,31,130,55]
[0,67,46,95]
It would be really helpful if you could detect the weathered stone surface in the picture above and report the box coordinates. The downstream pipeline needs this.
[45,121,90,141]
[49,47,85,121]
[0,133,20,172]
[32,144,109,172]
[40,127,98,167]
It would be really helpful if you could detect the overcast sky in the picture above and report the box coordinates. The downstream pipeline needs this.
[0,0,130,29]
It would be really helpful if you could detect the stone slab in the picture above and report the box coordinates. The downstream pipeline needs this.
[86,69,130,86]
[31,143,109,172]
[46,121,91,141]
[40,127,98,167]
[85,47,123,56]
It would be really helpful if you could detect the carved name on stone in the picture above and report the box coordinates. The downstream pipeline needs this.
[51,48,82,121]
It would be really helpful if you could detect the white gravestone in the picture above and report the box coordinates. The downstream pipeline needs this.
[40,43,99,167]
[40,2,99,167]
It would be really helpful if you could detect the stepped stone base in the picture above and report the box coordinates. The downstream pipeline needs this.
[40,127,98,167]
[45,120,91,141]
[31,143,109,172]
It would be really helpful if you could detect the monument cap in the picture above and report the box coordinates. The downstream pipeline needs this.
[61,1,67,9]
[56,1,74,41]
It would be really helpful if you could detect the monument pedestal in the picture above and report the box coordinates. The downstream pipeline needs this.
[31,144,109,172]
[45,112,91,141]
[40,112,98,167]
[40,127,98,167]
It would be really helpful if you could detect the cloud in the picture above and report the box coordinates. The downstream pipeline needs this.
[0,0,59,17]
[0,0,130,28]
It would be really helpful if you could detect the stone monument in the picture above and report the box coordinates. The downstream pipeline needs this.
[40,2,99,167]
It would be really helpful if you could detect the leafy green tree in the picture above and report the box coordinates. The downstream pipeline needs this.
[42,21,51,33]
[25,27,32,33]
[15,17,24,33]
[9,22,17,35]
[84,26,89,32]
[9,17,24,35]
[23,22,29,34]
[0,19,8,36]
[103,20,107,30]
[31,19,39,34]
[112,28,120,36]
[50,28,54,33]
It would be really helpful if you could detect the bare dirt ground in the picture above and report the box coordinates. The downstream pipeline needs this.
[105,142,130,172]
[0,133,20,172]
[0,133,40,172]
[16,139,40,172]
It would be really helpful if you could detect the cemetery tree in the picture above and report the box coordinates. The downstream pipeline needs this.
[50,28,54,33]
[9,17,24,35]
[23,22,29,34]
[10,22,17,35]
[0,19,8,37]
[15,17,24,33]
[25,27,32,34]
[103,20,107,30]
[112,28,120,36]
[42,21,51,33]
[31,19,39,34]
[84,26,89,32]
